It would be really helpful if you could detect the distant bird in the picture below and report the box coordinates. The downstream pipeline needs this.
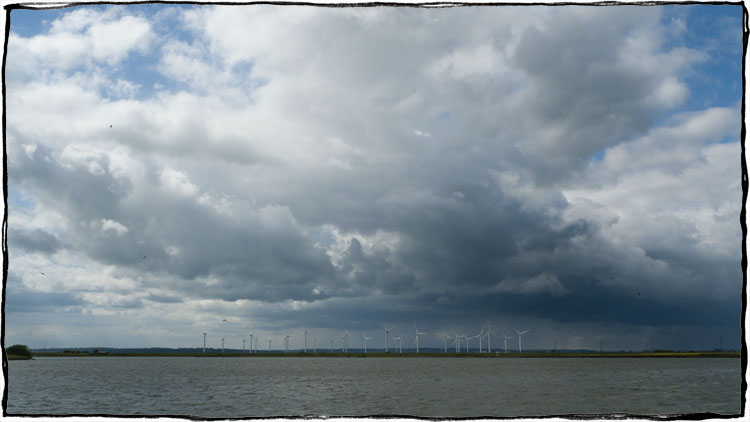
[40,272,45,276]
[109,124,113,128]
[142,256,147,259]
[223,319,227,322]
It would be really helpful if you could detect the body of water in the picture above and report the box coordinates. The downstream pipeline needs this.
[6,356,742,417]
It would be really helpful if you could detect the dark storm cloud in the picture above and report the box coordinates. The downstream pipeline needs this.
[8,142,335,302]
[10,143,132,231]
[10,228,62,254]
[145,293,183,304]
[9,87,738,335]
[5,288,84,313]
[508,7,698,182]
[5,5,742,350]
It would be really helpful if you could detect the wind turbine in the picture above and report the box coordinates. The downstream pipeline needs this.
[314,337,317,353]
[249,332,254,353]
[414,326,427,353]
[466,334,480,353]
[486,323,494,353]
[363,334,371,354]
[384,327,393,353]
[456,334,464,353]
[304,329,308,353]
[269,338,272,351]
[341,332,349,353]
[393,332,404,353]
[203,332,207,353]
[243,339,246,353]
[465,335,475,353]
[478,326,485,353]
[222,319,227,353]
[515,328,531,353]
[503,332,512,353]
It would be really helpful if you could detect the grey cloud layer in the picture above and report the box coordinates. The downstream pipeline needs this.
[5,5,742,348]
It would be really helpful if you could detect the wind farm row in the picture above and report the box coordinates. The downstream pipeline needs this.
[202,324,534,355]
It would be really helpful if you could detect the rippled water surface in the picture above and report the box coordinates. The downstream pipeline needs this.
[7,357,741,417]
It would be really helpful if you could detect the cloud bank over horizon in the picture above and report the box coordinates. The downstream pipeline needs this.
[4,4,743,352]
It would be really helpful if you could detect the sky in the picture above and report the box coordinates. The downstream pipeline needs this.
[2,3,744,352]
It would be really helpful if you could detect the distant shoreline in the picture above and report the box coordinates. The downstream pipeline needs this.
[29,351,741,358]
[7,354,32,360]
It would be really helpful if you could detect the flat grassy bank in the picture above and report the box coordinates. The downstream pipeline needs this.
[7,354,33,360]
[30,351,740,358]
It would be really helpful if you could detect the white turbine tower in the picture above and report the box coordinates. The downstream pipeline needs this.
[304,329,308,353]
[269,338,272,351]
[467,334,482,353]
[454,333,460,353]
[243,339,246,353]
[249,332,254,353]
[392,332,404,353]
[414,326,427,353]
[384,327,393,353]
[515,328,531,353]
[341,332,349,353]
[221,318,227,353]
[503,332,512,353]
[486,323,494,353]
[465,335,475,353]
[203,332,207,353]
[363,334,371,354]
[478,327,484,353]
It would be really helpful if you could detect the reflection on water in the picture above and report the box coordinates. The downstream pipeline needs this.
[7,357,741,417]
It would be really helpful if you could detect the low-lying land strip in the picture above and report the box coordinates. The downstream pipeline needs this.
[29,350,740,358]
[7,354,33,360]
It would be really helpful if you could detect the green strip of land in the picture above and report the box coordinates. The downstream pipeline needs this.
[7,354,33,360]
[29,351,740,358]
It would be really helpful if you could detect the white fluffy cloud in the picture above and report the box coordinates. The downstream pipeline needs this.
[9,8,152,75]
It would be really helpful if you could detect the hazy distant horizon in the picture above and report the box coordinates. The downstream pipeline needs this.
[4,3,744,352]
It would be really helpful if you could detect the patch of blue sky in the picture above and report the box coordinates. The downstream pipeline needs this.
[436,110,453,121]
[8,7,69,37]
[8,187,35,211]
[662,4,743,110]
[103,45,172,100]
[590,148,606,163]
[103,4,268,100]
[10,4,205,101]
[102,4,203,100]
[588,5,743,165]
